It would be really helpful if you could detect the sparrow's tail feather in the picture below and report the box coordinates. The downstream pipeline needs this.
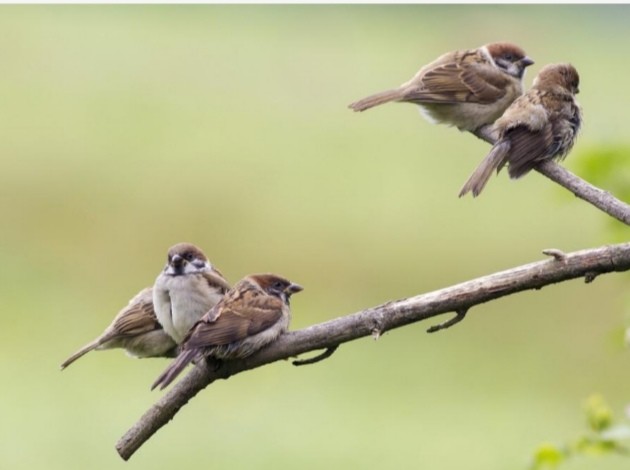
[151,349,197,391]
[60,339,101,370]
[348,88,404,112]
[459,140,511,198]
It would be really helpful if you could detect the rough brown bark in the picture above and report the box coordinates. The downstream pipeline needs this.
[116,242,630,460]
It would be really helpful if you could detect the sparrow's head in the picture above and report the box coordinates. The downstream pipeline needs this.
[534,63,580,95]
[249,274,303,305]
[164,242,212,276]
[485,42,534,80]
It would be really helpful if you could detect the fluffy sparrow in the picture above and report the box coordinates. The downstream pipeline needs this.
[151,273,303,390]
[153,243,230,344]
[349,42,534,132]
[459,63,581,197]
[60,287,177,370]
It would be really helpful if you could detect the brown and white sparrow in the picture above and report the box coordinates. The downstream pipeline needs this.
[459,63,581,197]
[60,287,177,370]
[349,42,534,132]
[151,273,303,390]
[153,243,230,344]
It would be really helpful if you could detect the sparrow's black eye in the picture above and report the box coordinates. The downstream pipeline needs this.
[184,252,194,261]
[266,280,287,297]
[504,54,513,61]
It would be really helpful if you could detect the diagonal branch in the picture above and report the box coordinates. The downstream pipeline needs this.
[116,241,630,461]
[535,161,630,225]
[472,125,630,226]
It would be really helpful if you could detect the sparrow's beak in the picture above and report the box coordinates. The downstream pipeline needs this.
[171,254,184,269]
[286,283,304,295]
[521,56,534,67]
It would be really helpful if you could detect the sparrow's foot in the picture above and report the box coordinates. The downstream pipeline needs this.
[205,356,223,371]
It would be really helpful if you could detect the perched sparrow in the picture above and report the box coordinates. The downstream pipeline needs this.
[153,243,230,344]
[349,42,534,132]
[459,63,581,197]
[151,273,303,390]
[60,287,177,370]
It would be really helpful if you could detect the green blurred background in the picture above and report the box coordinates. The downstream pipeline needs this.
[1,5,629,469]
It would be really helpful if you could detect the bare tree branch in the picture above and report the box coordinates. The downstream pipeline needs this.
[535,161,630,225]
[472,125,630,226]
[116,241,630,461]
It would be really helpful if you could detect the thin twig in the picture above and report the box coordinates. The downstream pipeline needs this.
[292,345,339,366]
[542,248,568,262]
[426,309,468,333]
[116,241,630,461]
[472,125,630,226]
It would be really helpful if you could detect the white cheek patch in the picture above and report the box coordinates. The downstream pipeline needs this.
[192,259,207,269]
[165,265,177,275]
[165,261,205,275]
[184,260,212,274]
[183,262,201,274]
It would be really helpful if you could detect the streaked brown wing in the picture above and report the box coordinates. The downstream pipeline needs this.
[460,64,511,103]
[110,287,161,337]
[185,295,283,349]
[505,125,554,178]
[402,62,509,105]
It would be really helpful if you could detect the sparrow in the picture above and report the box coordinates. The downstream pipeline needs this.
[60,287,177,370]
[151,273,303,390]
[153,242,230,344]
[459,63,581,197]
[349,42,534,132]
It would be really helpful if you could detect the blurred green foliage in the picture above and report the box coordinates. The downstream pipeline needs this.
[1,5,629,470]
[531,395,630,469]
[575,145,630,240]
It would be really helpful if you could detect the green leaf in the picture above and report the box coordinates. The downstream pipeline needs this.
[573,436,618,456]
[584,394,613,432]
[532,443,565,469]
